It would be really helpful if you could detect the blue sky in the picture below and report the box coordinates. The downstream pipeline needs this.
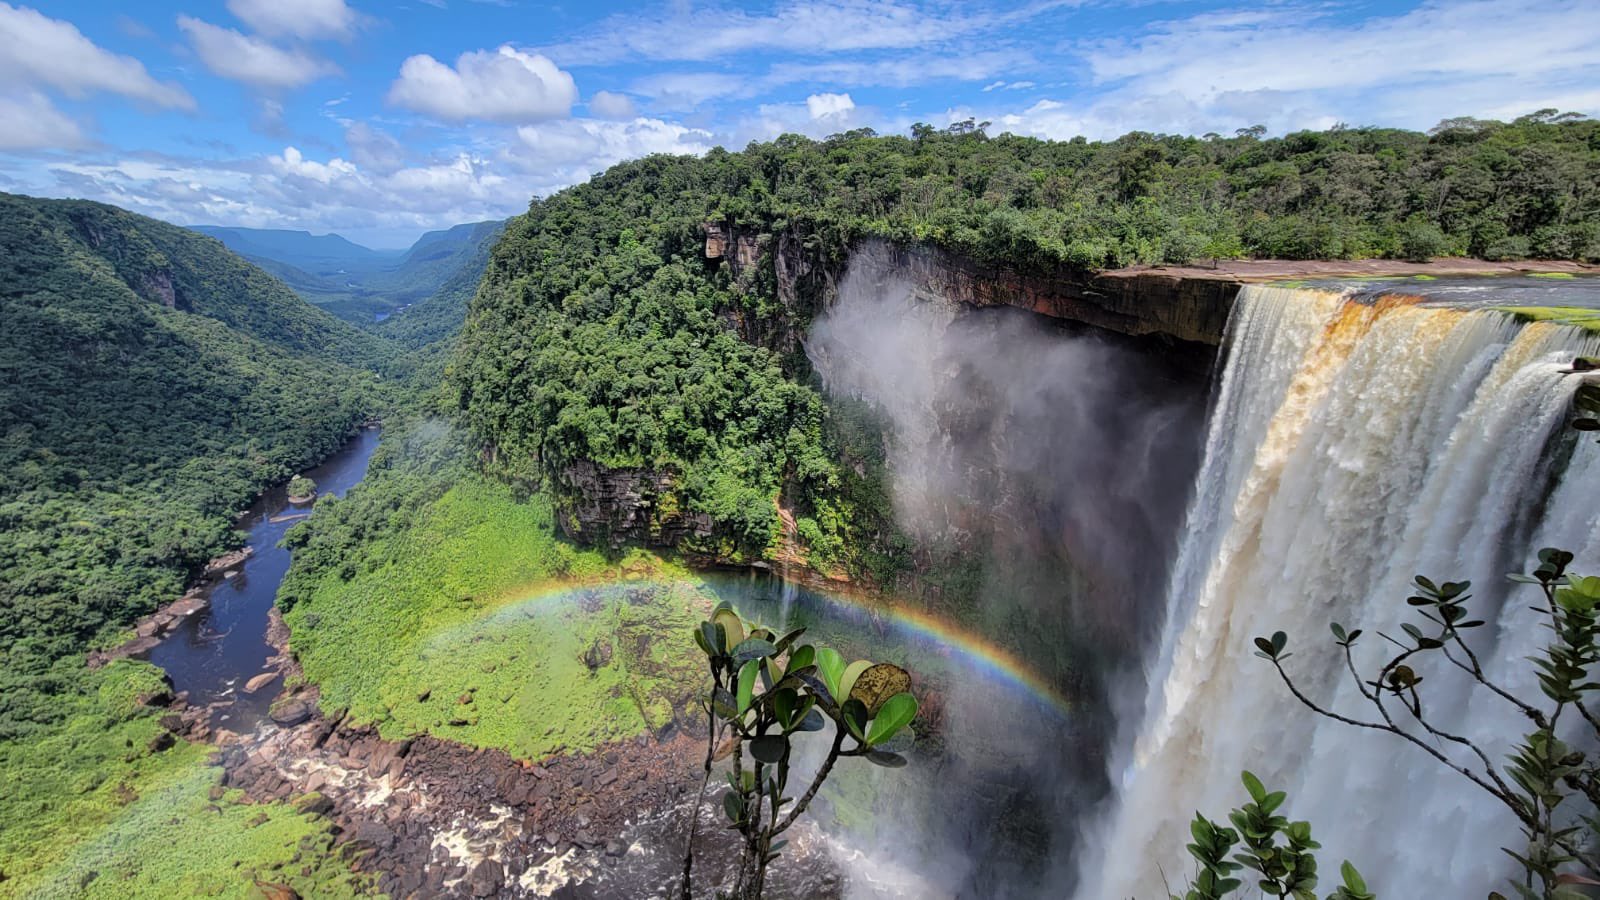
[3,0,1597,247]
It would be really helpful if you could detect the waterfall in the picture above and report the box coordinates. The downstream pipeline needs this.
[1079,285,1600,898]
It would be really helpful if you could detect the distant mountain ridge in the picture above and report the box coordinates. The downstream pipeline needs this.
[189,225,398,270]
[187,220,503,326]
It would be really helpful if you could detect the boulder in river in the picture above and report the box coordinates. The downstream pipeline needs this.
[244,672,279,694]
[268,699,312,727]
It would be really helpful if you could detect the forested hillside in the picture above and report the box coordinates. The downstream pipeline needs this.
[377,220,503,350]
[0,193,390,741]
[454,113,1600,580]
[194,220,504,326]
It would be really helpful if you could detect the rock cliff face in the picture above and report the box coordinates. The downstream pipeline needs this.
[556,460,714,550]
[703,222,1237,353]
[549,222,1233,564]
[849,239,1235,346]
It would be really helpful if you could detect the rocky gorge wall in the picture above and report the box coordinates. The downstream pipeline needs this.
[703,221,1241,351]
[568,224,1239,560]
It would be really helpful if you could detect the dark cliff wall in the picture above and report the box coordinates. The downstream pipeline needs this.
[702,222,1237,353]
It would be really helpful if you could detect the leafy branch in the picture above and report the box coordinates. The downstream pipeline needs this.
[679,602,918,900]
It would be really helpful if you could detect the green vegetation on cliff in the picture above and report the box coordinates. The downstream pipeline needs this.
[455,179,853,561]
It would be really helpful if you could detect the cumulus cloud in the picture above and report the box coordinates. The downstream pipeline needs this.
[225,0,357,40]
[805,92,854,119]
[0,3,193,108]
[588,90,636,120]
[32,115,709,247]
[511,116,713,181]
[178,16,339,90]
[387,46,577,122]
[0,90,85,149]
[730,96,886,142]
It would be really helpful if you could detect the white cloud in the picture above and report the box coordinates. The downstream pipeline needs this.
[733,97,883,142]
[765,51,1023,91]
[178,16,339,90]
[344,122,407,173]
[32,117,710,246]
[387,46,577,123]
[225,0,357,40]
[511,117,713,178]
[546,0,1056,65]
[0,3,192,108]
[1023,0,1600,138]
[0,90,84,149]
[588,90,636,120]
[628,72,749,112]
[806,92,854,119]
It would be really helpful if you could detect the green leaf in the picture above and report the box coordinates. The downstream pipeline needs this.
[772,688,799,729]
[795,708,825,732]
[699,622,721,657]
[815,648,845,699]
[737,659,758,714]
[733,638,777,664]
[1341,861,1367,893]
[867,692,919,746]
[1270,631,1286,654]
[786,644,815,673]
[723,791,743,824]
[712,687,738,720]
[750,735,788,764]
[841,698,869,742]
[837,660,874,707]
[1241,771,1266,803]
[713,609,745,653]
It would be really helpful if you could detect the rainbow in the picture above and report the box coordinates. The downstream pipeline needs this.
[733,583,1078,719]
[477,574,1077,719]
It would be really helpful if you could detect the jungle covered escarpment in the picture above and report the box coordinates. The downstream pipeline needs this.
[452,114,1600,584]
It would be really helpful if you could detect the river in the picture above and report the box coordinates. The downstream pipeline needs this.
[146,427,381,730]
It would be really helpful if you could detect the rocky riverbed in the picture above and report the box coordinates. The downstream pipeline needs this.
[152,609,844,899]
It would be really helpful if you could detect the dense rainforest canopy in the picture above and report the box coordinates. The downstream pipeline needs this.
[454,112,1600,574]
[0,194,392,741]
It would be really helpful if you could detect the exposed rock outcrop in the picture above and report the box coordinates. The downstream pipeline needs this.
[850,239,1234,346]
[703,222,1236,348]
[555,460,714,549]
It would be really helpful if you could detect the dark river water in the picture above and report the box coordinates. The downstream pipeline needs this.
[146,428,380,729]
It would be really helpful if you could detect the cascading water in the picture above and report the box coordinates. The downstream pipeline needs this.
[1079,285,1600,898]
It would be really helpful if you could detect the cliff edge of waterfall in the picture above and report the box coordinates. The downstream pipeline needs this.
[706,220,1599,348]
